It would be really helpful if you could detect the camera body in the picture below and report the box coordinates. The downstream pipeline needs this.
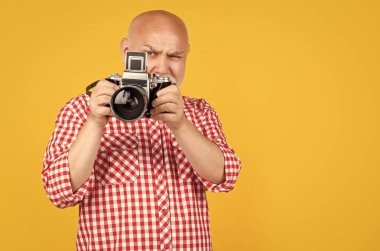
[107,52,172,122]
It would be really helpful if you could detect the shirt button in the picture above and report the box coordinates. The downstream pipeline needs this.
[158,175,163,179]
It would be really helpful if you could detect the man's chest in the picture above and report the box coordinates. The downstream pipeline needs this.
[93,118,196,186]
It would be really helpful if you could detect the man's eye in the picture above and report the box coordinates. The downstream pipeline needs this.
[171,55,182,59]
[146,51,156,56]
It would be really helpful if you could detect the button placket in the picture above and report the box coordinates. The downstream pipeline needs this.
[150,121,172,250]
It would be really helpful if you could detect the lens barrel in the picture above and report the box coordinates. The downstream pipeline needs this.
[110,85,148,121]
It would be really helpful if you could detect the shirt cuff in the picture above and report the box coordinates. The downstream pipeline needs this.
[193,141,242,193]
[42,150,94,208]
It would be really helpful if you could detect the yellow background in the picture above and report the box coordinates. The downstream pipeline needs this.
[0,0,379,250]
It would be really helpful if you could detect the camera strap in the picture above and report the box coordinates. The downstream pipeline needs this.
[85,80,100,96]
[86,78,120,96]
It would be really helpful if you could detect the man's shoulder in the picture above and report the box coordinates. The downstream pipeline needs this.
[61,94,89,110]
[183,96,214,113]
[56,94,90,121]
[63,94,89,107]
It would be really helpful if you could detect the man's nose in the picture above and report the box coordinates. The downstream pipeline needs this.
[148,55,169,76]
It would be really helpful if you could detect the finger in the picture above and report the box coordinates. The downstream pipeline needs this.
[152,93,179,107]
[96,80,119,90]
[156,84,179,97]
[94,95,112,106]
[151,103,179,115]
[93,85,117,97]
[93,106,114,117]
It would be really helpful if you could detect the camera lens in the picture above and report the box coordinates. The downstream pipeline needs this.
[110,86,148,121]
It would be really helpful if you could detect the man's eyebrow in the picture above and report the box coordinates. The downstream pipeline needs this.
[143,44,161,53]
[168,51,184,56]
[144,44,184,56]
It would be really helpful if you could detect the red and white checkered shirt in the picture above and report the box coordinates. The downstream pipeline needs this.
[42,94,241,251]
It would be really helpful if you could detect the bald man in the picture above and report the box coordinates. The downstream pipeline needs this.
[42,10,241,251]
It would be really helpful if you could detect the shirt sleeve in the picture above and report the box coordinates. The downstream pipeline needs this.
[41,99,94,208]
[193,99,242,193]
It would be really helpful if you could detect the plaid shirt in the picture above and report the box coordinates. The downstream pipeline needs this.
[42,94,241,251]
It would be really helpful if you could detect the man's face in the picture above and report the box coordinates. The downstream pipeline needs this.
[122,23,189,85]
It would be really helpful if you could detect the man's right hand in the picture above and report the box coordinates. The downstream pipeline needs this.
[88,80,119,128]
[69,79,118,193]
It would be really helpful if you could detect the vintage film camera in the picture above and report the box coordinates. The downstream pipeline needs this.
[86,52,172,121]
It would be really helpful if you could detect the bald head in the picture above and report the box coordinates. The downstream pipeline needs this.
[127,10,189,49]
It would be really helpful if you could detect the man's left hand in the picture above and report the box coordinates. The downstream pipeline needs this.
[150,84,186,131]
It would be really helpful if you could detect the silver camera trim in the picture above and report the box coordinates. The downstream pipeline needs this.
[127,55,145,72]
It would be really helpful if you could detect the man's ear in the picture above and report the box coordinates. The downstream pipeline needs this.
[120,38,129,63]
